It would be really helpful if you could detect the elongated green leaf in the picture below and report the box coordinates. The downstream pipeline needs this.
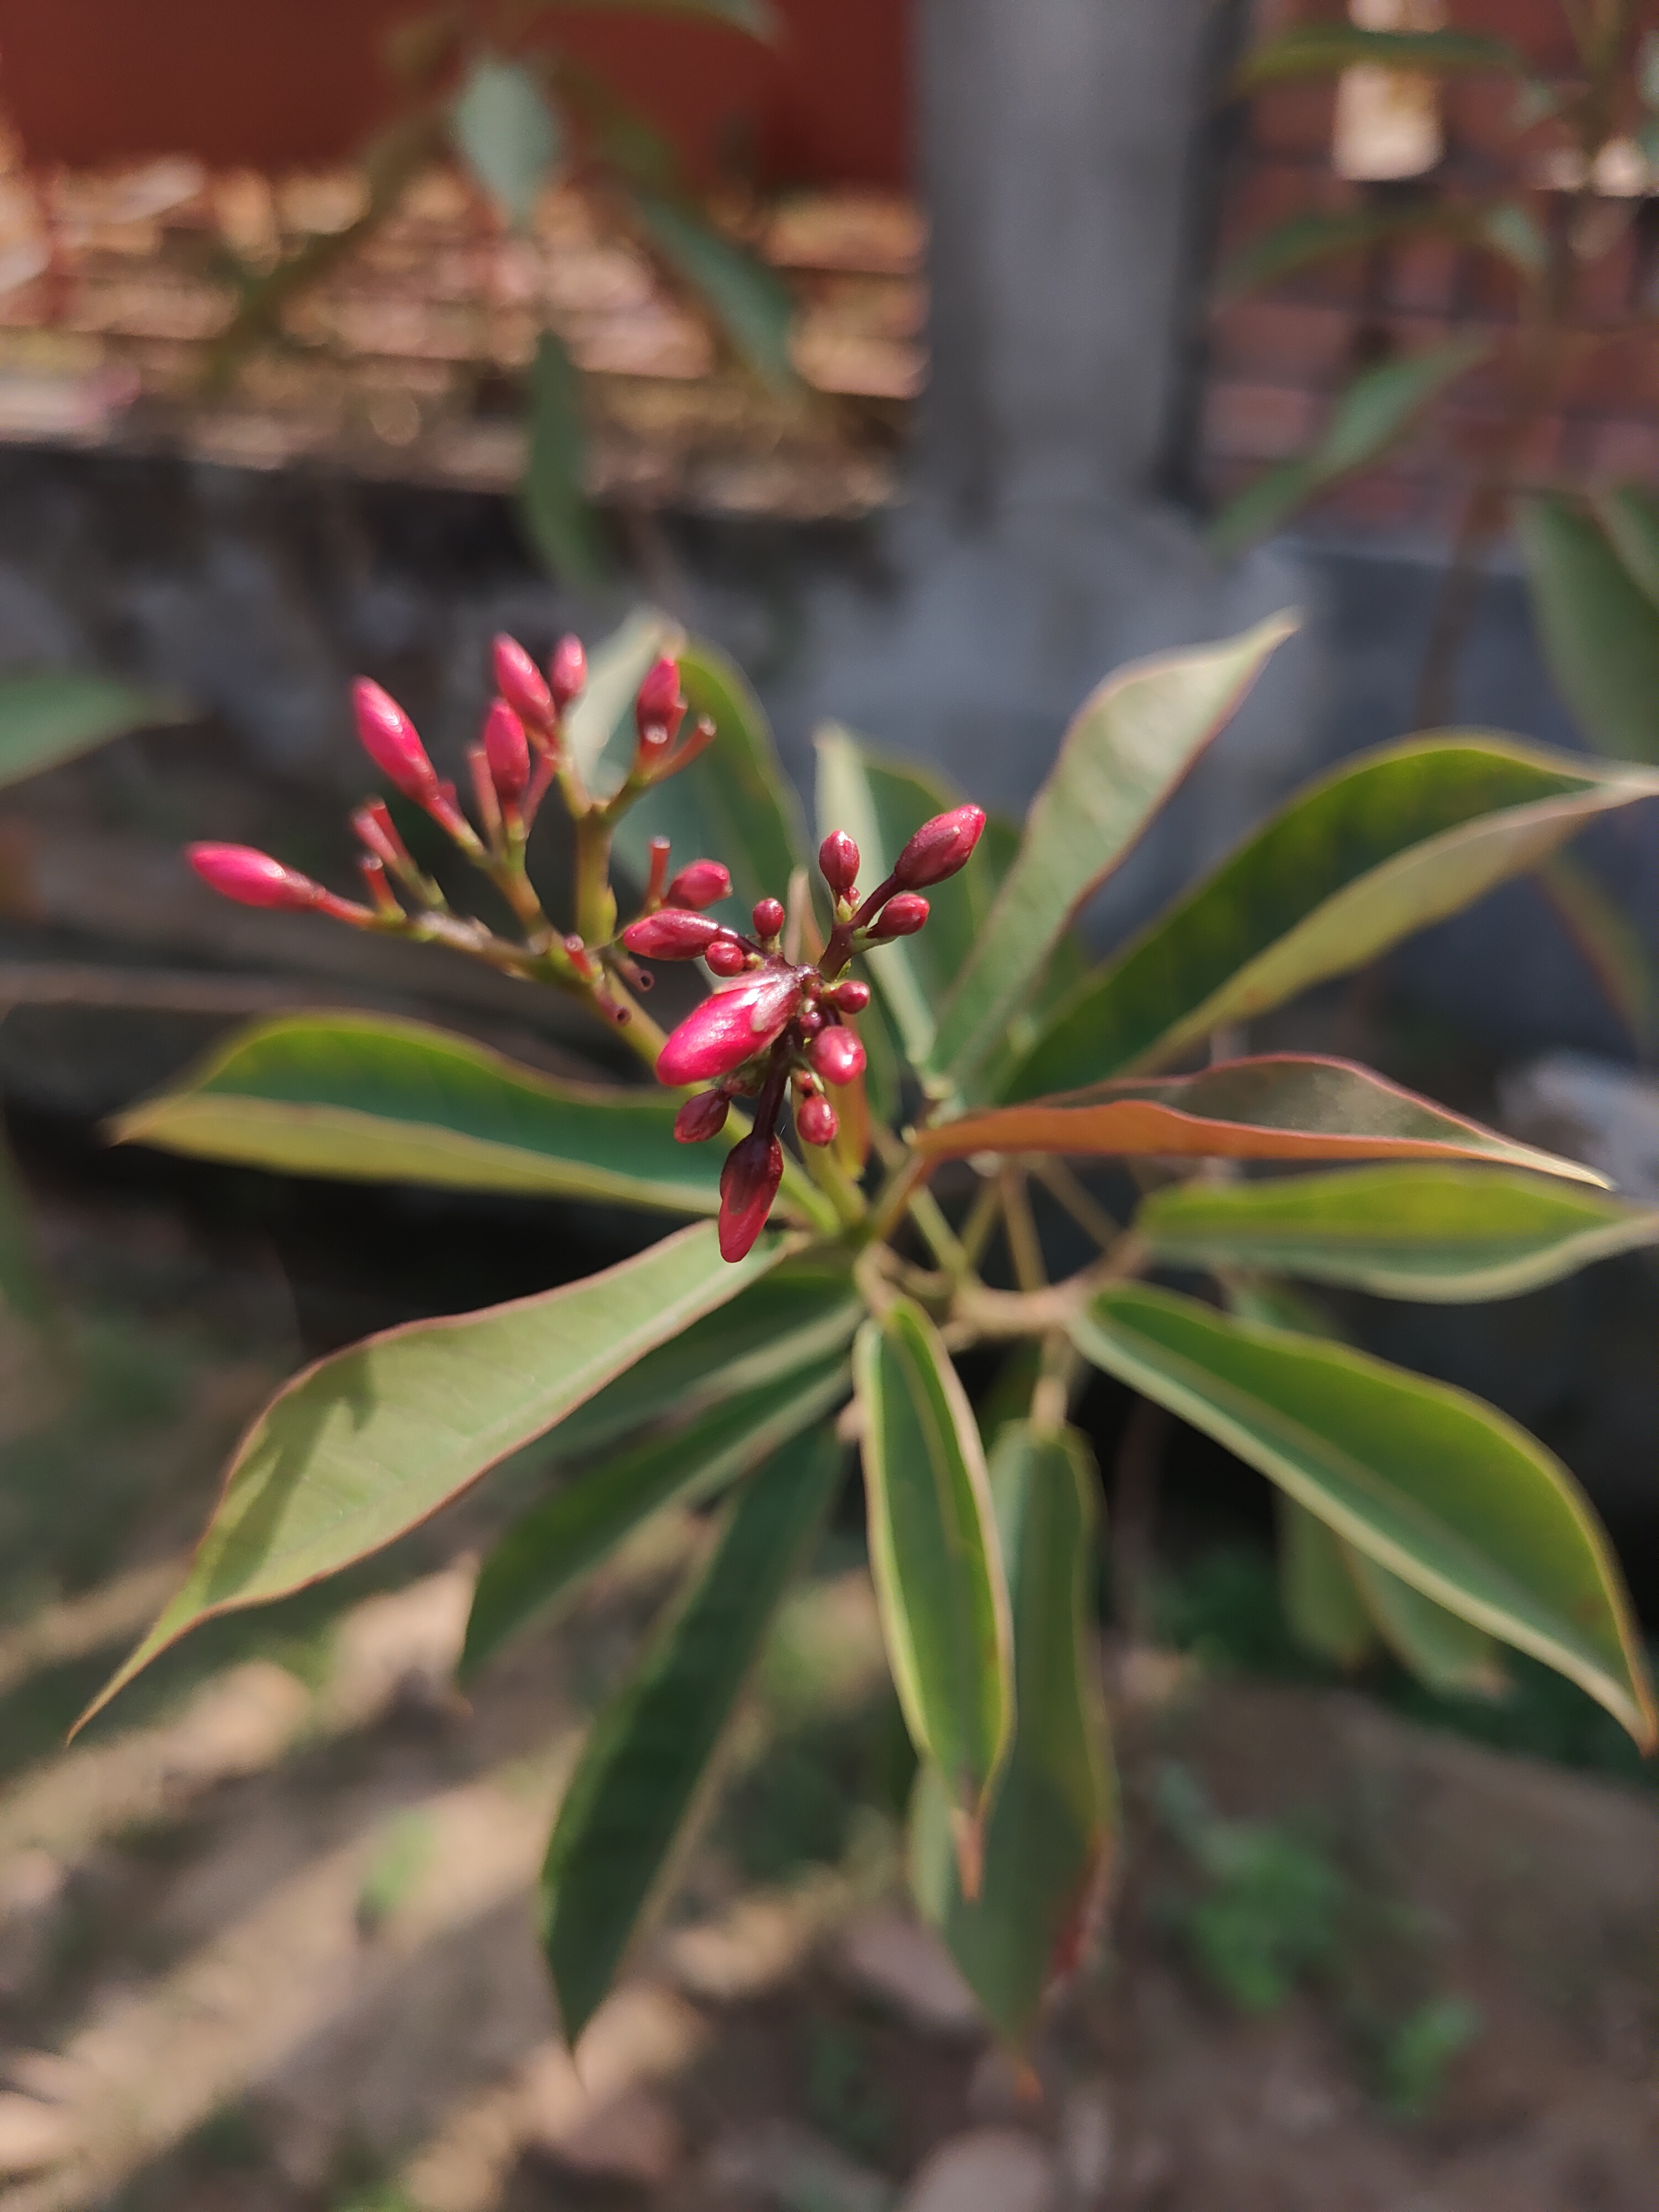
[1005,739,1659,1099]
[1237,25,1526,88]
[1537,849,1658,1057]
[1071,1284,1656,1744]
[462,1352,849,1674]
[854,1299,1013,1876]
[0,670,182,786]
[450,54,562,230]
[1519,492,1659,763]
[614,637,808,916]
[1139,1165,1659,1301]
[931,617,1297,1092]
[1343,1542,1509,1699]
[910,1421,1114,2047]
[80,1222,788,1730]
[918,1056,1604,1185]
[542,1425,843,2041]
[814,728,999,1075]
[1278,1496,1378,1668]
[1210,340,1486,559]
[1219,206,1449,300]
[1593,482,1659,609]
[519,328,609,585]
[631,188,798,393]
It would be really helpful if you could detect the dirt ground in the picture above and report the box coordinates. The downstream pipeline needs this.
[0,1185,1653,2212]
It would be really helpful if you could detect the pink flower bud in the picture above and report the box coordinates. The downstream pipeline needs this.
[810,1026,866,1087]
[482,700,530,804]
[894,803,986,889]
[818,830,859,898]
[674,1089,730,1144]
[796,1006,825,1039]
[353,678,438,803]
[664,860,731,910]
[718,1129,784,1261]
[549,634,586,713]
[635,655,685,743]
[705,935,749,977]
[188,842,329,912]
[833,978,871,1013]
[797,1093,838,1146]
[492,634,552,731]
[352,799,412,874]
[752,896,785,940]
[621,909,725,960]
[656,969,805,1086]
[869,893,929,938]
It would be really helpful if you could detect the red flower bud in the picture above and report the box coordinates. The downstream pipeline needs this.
[635,655,685,743]
[894,803,986,889]
[796,1006,825,1039]
[353,678,438,804]
[189,843,330,913]
[549,634,586,713]
[704,936,750,977]
[621,909,725,960]
[869,893,929,938]
[352,799,413,874]
[656,970,805,1086]
[810,1026,866,1087]
[482,699,530,804]
[664,860,731,911]
[752,896,785,940]
[818,830,859,898]
[718,1129,784,1261]
[797,1092,838,1146]
[674,1089,730,1144]
[492,634,553,731]
[832,978,871,1013]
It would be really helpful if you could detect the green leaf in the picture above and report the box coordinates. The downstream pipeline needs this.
[461,1351,850,1674]
[614,637,810,915]
[1218,206,1448,299]
[1594,481,1659,608]
[1005,737,1659,1098]
[910,1421,1114,2048]
[630,189,798,393]
[1209,340,1486,559]
[1537,849,1659,1057]
[1141,1165,1659,1302]
[542,1425,843,2041]
[813,728,1000,1075]
[449,54,562,230]
[1517,492,1659,764]
[1236,25,1527,89]
[519,328,609,585]
[0,670,182,787]
[1343,1542,1510,1699]
[1277,1496,1378,1669]
[853,1299,1013,1878]
[1070,1284,1656,1745]
[80,1220,789,1730]
[564,604,684,796]
[917,1056,1606,1185]
[930,615,1298,1093]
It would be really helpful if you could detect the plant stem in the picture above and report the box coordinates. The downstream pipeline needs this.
[1032,1157,1120,1253]
[573,815,618,950]
[999,1167,1047,1293]
[802,1134,868,1227]
[953,1231,1148,1339]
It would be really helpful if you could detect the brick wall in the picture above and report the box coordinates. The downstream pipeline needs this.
[1202,1,1659,540]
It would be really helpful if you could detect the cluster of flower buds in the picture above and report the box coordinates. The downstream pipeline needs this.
[622,799,986,1259]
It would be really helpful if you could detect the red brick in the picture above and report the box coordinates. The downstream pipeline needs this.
[1386,235,1464,314]
[1573,231,1638,324]
[1203,378,1321,462]
[1561,332,1658,412]
[1211,298,1355,379]
[1248,82,1339,161]
[1580,416,1659,482]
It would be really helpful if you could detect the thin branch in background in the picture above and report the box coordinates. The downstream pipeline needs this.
[1111,1396,1171,1651]
[958,1178,1002,1272]
[1032,1156,1120,1253]
[998,1166,1047,1293]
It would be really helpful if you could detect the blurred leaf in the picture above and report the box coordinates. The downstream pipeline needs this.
[1593,481,1659,606]
[932,615,1297,1092]
[462,1350,849,1674]
[0,1126,64,1365]
[1219,205,1443,298]
[1209,340,1486,559]
[1477,200,1547,276]
[519,328,609,585]
[0,670,182,786]
[1071,1284,1656,1745]
[1277,1495,1378,1668]
[854,1298,1012,1880]
[542,1425,843,2042]
[1517,492,1659,763]
[80,1221,789,1730]
[1536,848,1658,1056]
[449,54,562,229]
[565,604,684,795]
[910,1421,1114,2048]
[1237,25,1527,88]
[632,189,798,392]
[1139,1165,1659,1301]
[614,637,810,915]
[1344,1542,1509,1698]
[1006,737,1659,1098]
[917,1056,1605,1183]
